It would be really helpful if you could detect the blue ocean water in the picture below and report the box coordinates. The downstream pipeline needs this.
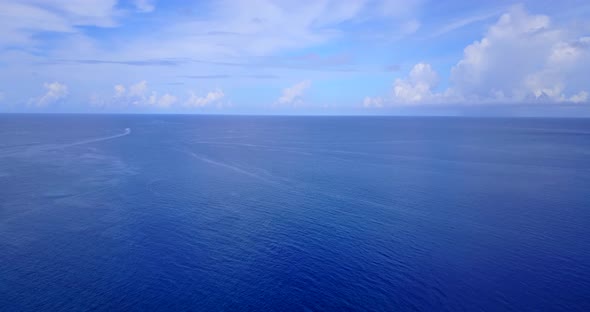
[1,114,589,311]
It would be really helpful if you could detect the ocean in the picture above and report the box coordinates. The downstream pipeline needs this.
[1,114,589,311]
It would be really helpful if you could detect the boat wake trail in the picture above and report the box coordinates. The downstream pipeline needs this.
[187,151,279,185]
[0,128,131,158]
[61,128,131,148]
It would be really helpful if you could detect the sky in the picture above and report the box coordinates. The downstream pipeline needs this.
[0,0,589,115]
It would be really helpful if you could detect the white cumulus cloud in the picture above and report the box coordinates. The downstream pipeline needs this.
[185,90,225,108]
[114,84,126,97]
[104,81,224,110]
[277,80,311,106]
[149,92,177,108]
[364,6,590,108]
[364,63,444,107]
[110,81,176,108]
[569,91,589,103]
[393,63,439,103]
[127,80,149,98]
[450,5,590,103]
[35,82,68,107]
[363,96,384,108]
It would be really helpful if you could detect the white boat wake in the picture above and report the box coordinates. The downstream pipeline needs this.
[187,151,279,184]
[0,128,132,158]
[61,128,131,148]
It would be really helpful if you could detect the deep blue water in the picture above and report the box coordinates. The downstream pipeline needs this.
[1,115,589,311]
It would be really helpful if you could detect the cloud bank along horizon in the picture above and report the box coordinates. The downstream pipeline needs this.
[0,0,589,115]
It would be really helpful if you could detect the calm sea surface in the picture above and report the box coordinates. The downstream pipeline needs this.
[1,115,589,311]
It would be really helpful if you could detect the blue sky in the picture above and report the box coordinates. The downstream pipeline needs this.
[0,0,589,115]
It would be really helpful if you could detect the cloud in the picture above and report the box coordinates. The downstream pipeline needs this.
[0,0,425,113]
[0,0,422,58]
[364,63,442,107]
[384,64,401,72]
[363,96,384,108]
[364,6,590,107]
[91,81,226,110]
[184,74,279,80]
[450,5,589,103]
[35,82,68,107]
[127,80,148,97]
[185,75,233,80]
[106,0,423,62]
[109,81,176,108]
[148,92,177,108]
[392,63,439,103]
[277,80,311,106]
[400,19,421,35]
[41,59,188,67]
[430,10,501,38]
[0,0,119,46]
[44,53,358,72]
[569,91,589,103]
[185,90,225,108]
[114,84,126,97]
[133,0,155,13]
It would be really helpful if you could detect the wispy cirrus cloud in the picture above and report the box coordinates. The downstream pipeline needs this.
[428,10,502,38]
[37,58,190,67]
[103,0,423,63]
[39,53,360,72]
[0,0,120,46]
[133,0,155,13]
[384,64,401,72]
[183,74,279,80]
